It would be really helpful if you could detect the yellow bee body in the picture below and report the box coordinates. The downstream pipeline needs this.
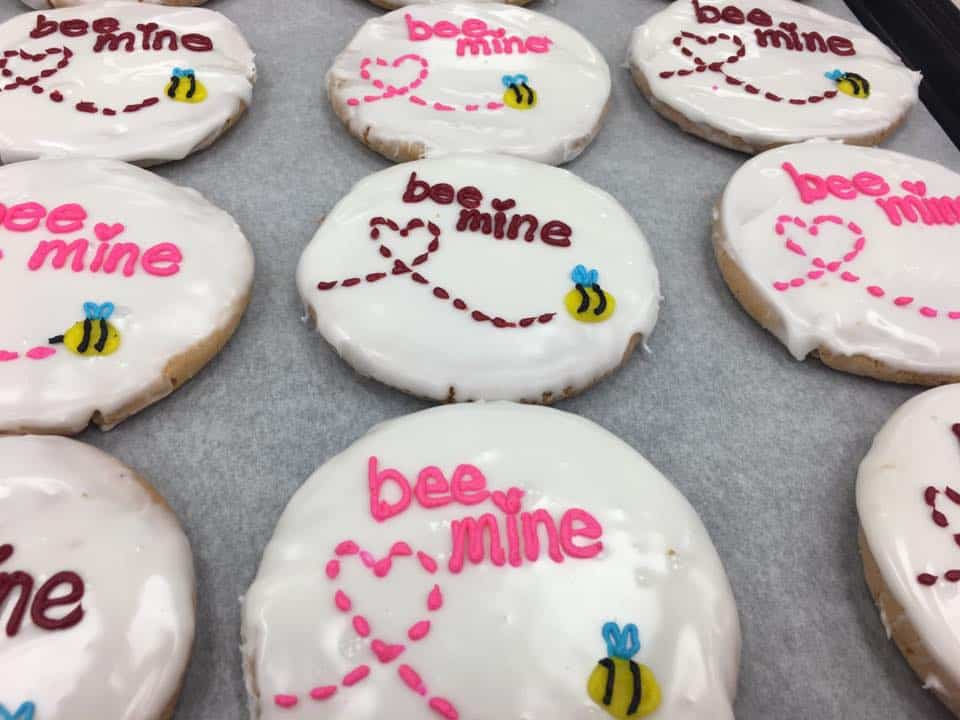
[166,68,207,104]
[502,74,537,110]
[566,265,616,323]
[62,319,120,357]
[587,622,661,719]
[49,302,121,357]
[588,658,661,719]
[825,69,870,99]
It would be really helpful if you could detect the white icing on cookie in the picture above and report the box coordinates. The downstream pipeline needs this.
[717,140,960,378]
[629,0,919,148]
[327,3,611,165]
[857,386,960,700]
[0,158,254,433]
[242,402,741,720]
[0,435,195,720]
[296,154,660,402]
[370,0,529,6]
[0,3,255,164]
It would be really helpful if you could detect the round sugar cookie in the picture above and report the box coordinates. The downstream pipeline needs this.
[715,140,960,385]
[628,0,919,154]
[22,0,207,9]
[327,3,611,164]
[296,154,660,403]
[857,385,960,717]
[0,3,255,165]
[0,158,254,434]
[242,402,741,720]
[0,435,195,720]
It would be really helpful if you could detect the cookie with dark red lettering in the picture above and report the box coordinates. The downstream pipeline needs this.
[715,140,960,385]
[296,154,661,403]
[0,158,254,434]
[22,0,207,8]
[0,3,254,164]
[629,0,919,153]
[0,435,195,720]
[327,3,610,164]
[242,402,741,720]
[858,386,960,717]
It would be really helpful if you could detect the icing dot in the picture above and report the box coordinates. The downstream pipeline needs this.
[427,584,443,611]
[335,590,352,612]
[342,665,371,687]
[353,615,371,638]
[918,573,938,586]
[274,694,298,709]
[325,559,340,579]
[310,686,337,701]
[408,620,431,641]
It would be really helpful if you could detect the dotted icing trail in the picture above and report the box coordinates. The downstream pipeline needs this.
[659,31,841,106]
[0,45,160,116]
[916,424,960,587]
[771,214,960,320]
[315,216,556,329]
[273,540,460,719]
[347,54,505,113]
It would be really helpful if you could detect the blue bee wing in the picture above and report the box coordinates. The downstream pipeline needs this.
[571,264,589,285]
[98,302,115,321]
[185,68,196,78]
[587,268,600,286]
[621,623,641,659]
[601,622,622,657]
[83,301,99,320]
[514,73,529,84]
[0,702,36,720]
[824,69,843,81]
[501,74,517,88]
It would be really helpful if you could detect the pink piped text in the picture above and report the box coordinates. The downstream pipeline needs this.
[368,456,603,573]
[405,14,554,57]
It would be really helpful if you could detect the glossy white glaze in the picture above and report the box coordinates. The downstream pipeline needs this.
[858,386,960,699]
[0,435,195,720]
[0,158,254,433]
[242,402,741,720]
[327,3,611,164]
[296,154,660,402]
[0,3,254,164]
[630,0,919,148]
[718,140,960,377]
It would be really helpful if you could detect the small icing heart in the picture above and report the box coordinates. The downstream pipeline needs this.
[491,487,525,514]
[901,180,927,197]
[371,638,406,664]
[94,222,125,241]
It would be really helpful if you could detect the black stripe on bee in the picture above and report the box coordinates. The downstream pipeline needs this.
[599,658,616,706]
[847,72,869,96]
[628,660,643,716]
[76,319,93,354]
[576,284,591,314]
[508,82,535,106]
[94,319,109,353]
[167,75,180,98]
[593,285,608,316]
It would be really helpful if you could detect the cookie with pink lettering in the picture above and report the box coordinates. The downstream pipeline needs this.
[242,402,741,720]
[0,3,254,165]
[296,154,660,403]
[0,435,195,720]
[368,0,530,9]
[857,385,960,717]
[0,158,254,433]
[715,140,960,385]
[327,3,610,164]
[629,0,920,154]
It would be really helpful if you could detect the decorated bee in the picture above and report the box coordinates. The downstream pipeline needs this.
[49,302,121,357]
[825,69,870,99]
[587,622,661,719]
[565,265,616,323]
[166,67,207,104]
[502,73,537,110]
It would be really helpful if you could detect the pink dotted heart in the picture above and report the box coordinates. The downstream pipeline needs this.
[771,214,960,321]
[348,54,429,107]
[272,539,460,719]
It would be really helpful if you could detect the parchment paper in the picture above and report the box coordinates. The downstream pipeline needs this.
[1,0,956,717]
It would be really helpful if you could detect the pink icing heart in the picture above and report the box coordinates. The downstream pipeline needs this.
[371,639,406,664]
[901,180,927,197]
[275,540,458,717]
[350,54,429,107]
[491,488,525,515]
[94,222,125,241]
[771,214,960,320]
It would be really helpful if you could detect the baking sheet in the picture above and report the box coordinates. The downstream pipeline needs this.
[1,0,956,717]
